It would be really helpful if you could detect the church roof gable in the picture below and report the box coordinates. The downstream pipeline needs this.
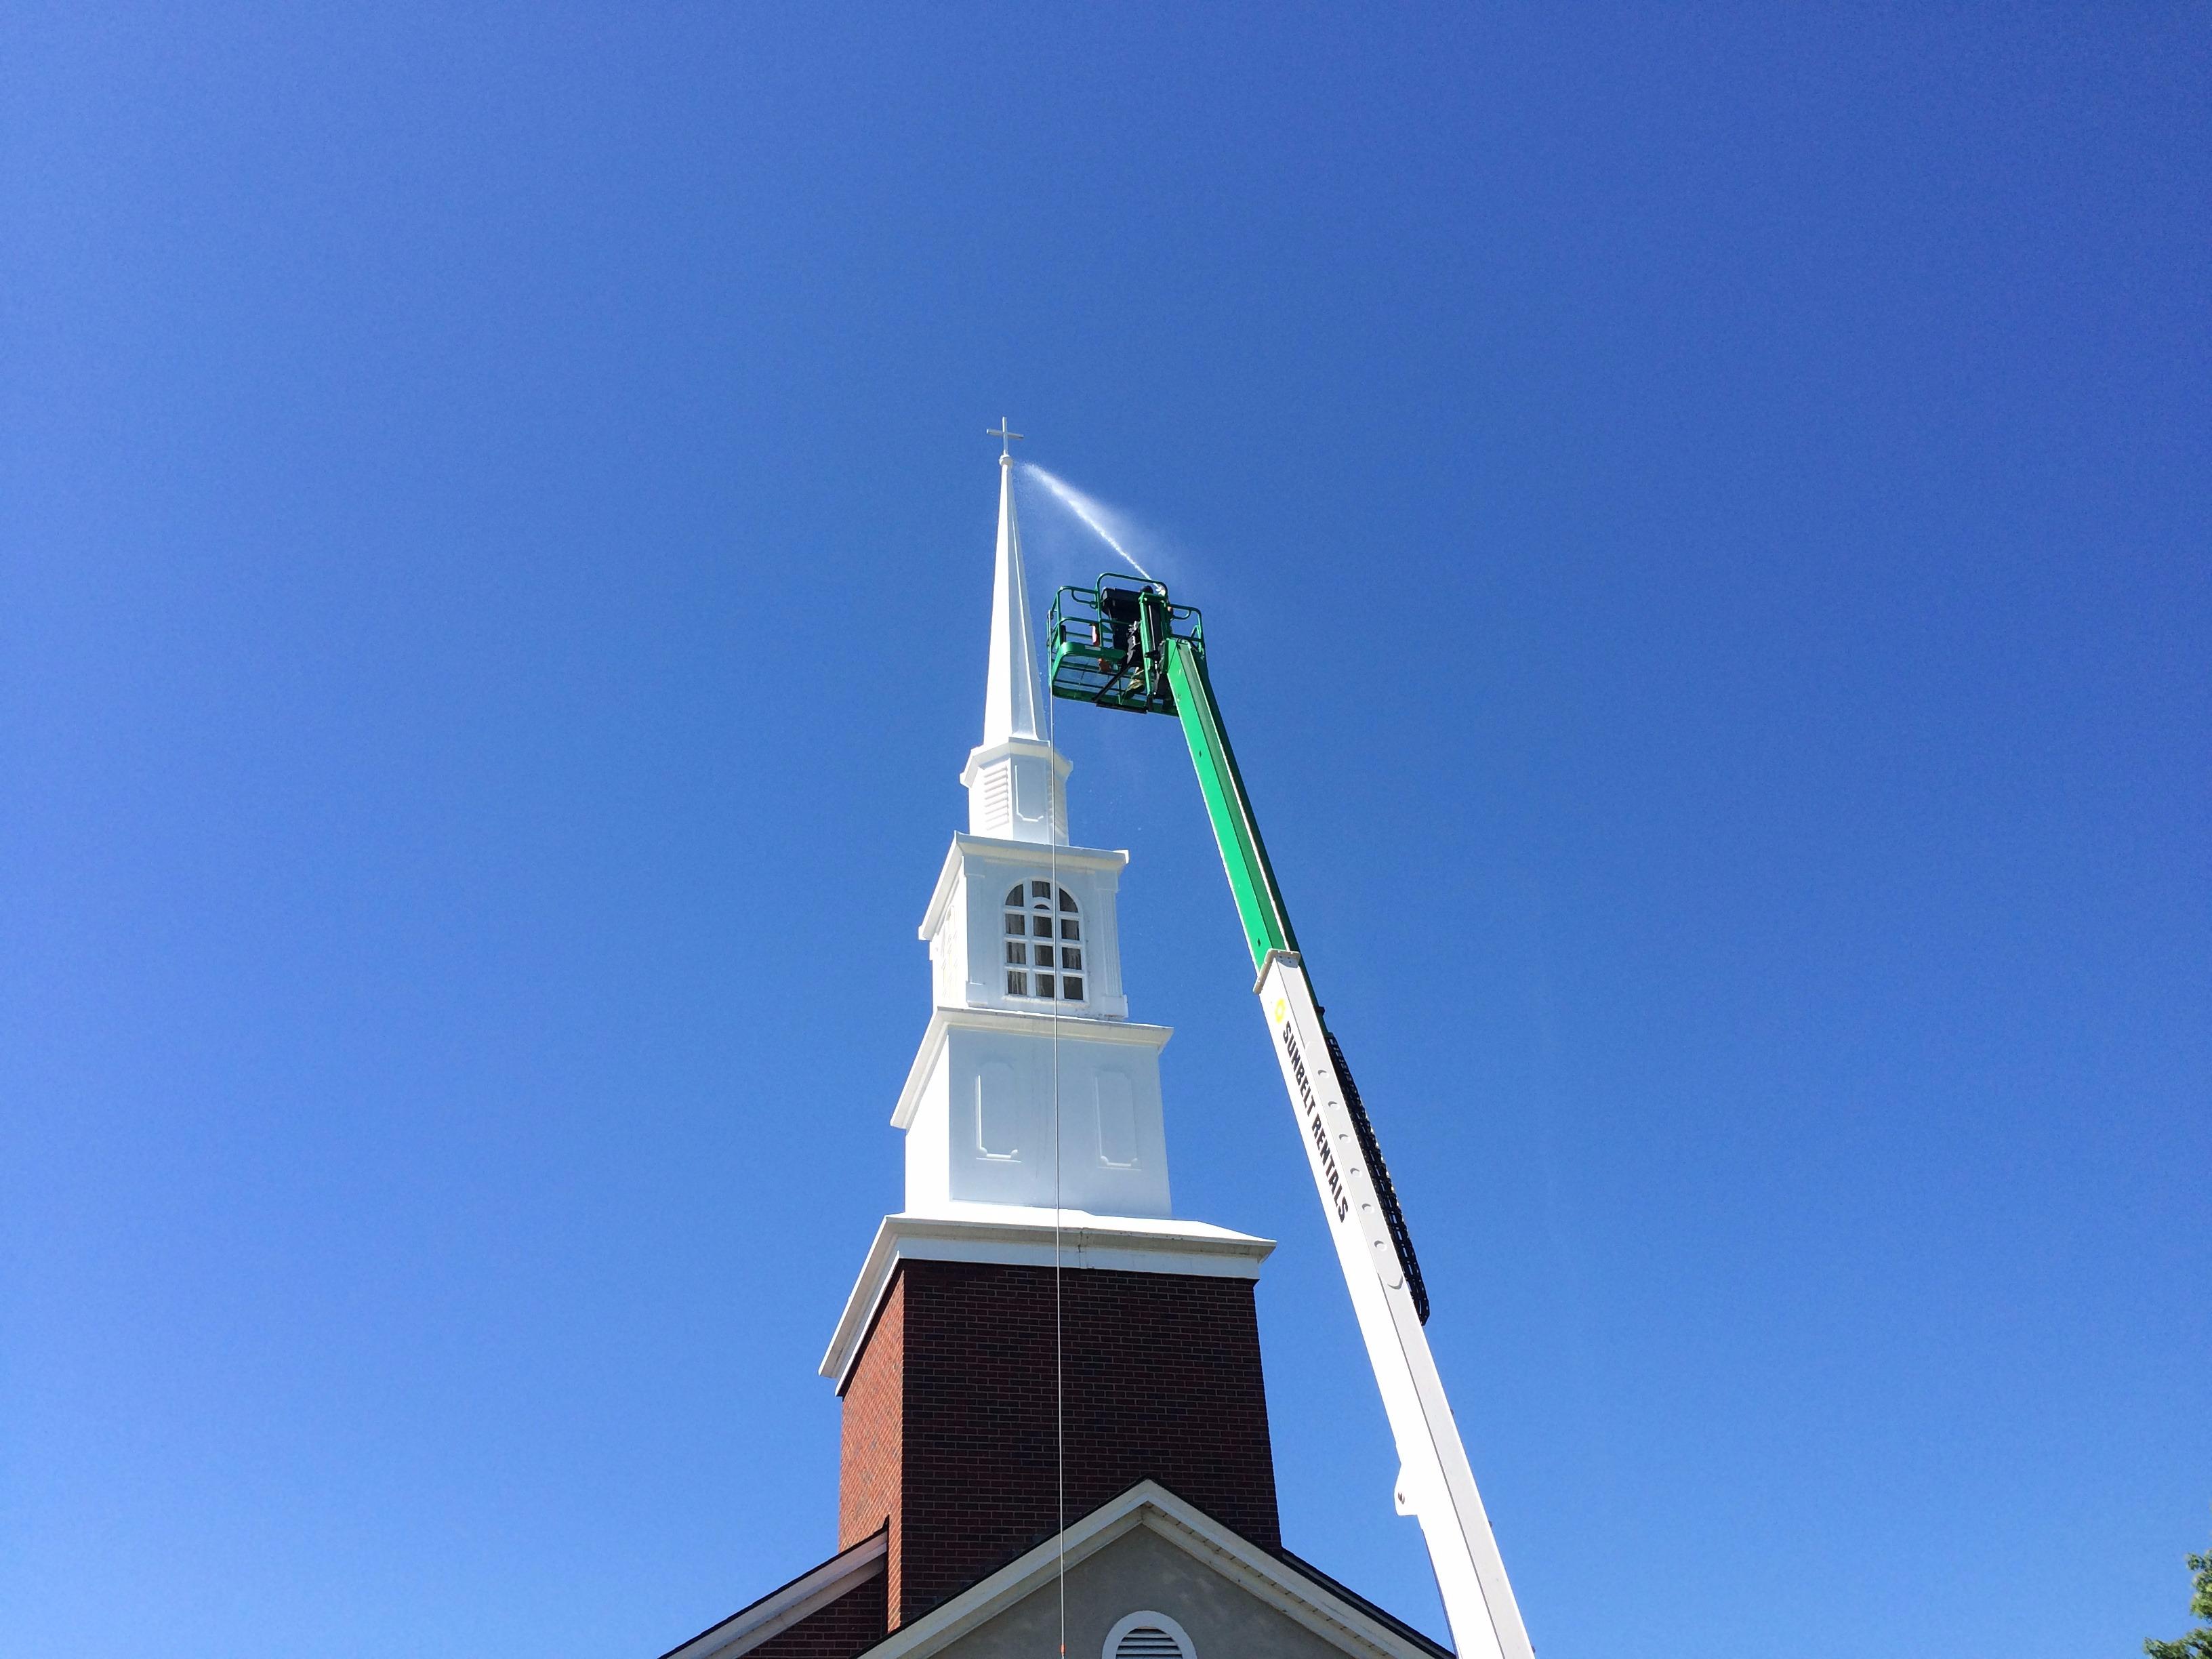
[861,1481,1451,1659]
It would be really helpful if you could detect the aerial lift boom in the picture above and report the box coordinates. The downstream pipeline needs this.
[1048,575,1536,1659]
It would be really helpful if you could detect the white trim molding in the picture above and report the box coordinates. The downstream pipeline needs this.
[819,1209,1275,1389]
[847,1481,1445,1659]
[656,1528,886,1659]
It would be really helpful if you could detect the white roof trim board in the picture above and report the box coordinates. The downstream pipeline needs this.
[819,1211,1275,1390]
[859,1481,1449,1659]
[658,1529,887,1659]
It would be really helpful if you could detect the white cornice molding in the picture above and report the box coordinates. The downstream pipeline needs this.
[846,1481,1443,1659]
[890,1005,1170,1130]
[918,834,1130,941]
[819,1210,1274,1389]
[657,1529,886,1659]
[959,736,1074,790]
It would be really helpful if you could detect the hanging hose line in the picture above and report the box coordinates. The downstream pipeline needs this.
[1046,588,1069,1659]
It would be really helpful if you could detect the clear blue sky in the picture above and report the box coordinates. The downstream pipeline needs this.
[5,7,2207,1656]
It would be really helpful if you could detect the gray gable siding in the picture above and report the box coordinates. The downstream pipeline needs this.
[933,1527,1363,1659]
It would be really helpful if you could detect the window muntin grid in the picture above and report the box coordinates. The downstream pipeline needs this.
[1004,881,1084,1003]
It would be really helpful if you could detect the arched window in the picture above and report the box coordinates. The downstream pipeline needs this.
[1103,1612,1193,1659]
[1003,880,1084,1004]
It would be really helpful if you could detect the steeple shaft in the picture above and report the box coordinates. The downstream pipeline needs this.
[982,455,1044,746]
[963,451,1069,845]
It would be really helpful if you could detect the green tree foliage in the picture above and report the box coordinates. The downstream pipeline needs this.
[2144,1519,2212,1659]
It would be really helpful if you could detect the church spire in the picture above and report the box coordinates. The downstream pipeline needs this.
[963,425,1067,844]
[981,424,1042,746]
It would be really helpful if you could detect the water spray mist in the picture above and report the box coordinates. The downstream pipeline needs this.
[1023,464,1154,581]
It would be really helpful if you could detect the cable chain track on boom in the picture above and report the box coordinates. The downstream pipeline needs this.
[1322,1026,1431,1325]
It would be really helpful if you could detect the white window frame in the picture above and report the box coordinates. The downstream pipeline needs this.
[1001,880,1086,1006]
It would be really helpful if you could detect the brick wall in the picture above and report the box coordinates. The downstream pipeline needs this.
[744,1568,886,1659]
[837,1259,1279,1628]
[837,1270,905,1595]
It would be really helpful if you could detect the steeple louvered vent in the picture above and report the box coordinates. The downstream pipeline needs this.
[1105,1614,1193,1659]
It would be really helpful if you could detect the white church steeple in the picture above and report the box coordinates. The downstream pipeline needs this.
[962,432,1070,844]
[982,439,1042,746]
[820,440,1275,1391]
[895,438,1178,1217]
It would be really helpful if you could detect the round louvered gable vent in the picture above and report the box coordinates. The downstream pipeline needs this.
[1103,1612,1194,1659]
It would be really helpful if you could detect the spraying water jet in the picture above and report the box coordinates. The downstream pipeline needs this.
[1023,463,1155,581]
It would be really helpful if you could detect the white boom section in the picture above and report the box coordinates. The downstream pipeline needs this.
[1256,950,1534,1659]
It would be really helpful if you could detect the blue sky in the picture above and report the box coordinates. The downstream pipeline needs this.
[4,5,2207,1656]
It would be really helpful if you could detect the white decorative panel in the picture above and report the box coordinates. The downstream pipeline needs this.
[1096,1070,1139,1167]
[920,1026,1171,1217]
[1013,758,1047,827]
[977,1061,1019,1158]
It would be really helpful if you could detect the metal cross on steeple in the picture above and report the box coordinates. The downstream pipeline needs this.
[987,418,1024,459]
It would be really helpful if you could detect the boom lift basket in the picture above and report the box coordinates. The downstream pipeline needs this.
[1047,574,1204,714]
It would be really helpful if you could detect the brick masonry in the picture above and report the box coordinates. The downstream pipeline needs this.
[743,1567,887,1659]
[837,1259,1280,1629]
[837,1271,906,1606]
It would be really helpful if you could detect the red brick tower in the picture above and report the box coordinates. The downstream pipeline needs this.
[828,1246,1280,1629]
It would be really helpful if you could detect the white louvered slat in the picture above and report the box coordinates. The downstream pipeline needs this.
[1103,1610,1193,1659]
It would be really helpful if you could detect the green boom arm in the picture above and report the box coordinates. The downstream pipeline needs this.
[1158,635,1429,1326]
[1046,574,1523,1659]
[1044,572,1426,1316]
[1162,637,1299,973]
